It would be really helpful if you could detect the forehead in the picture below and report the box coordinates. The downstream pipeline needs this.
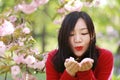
[74,18,87,30]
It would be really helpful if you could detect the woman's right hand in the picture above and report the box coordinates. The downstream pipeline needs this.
[64,57,79,77]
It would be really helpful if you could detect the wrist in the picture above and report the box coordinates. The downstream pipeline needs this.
[66,69,76,77]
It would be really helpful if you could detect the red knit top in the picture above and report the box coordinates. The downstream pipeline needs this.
[46,48,114,80]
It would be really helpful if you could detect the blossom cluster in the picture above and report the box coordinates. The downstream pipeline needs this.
[18,0,49,14]
[14,0,100,25]
[54,0,100,24]
[0,17,48,80]
[0,0,49,79]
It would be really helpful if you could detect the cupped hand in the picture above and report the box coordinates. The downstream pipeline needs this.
[79,58,94,71]
[64,57,79,76]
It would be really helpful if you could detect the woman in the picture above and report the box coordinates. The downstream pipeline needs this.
[46,11,113,80]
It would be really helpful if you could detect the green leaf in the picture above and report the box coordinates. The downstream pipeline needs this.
[0,65,10,74]
[9,44,19,51]
[0,35,12,44]
[13,28,22,39]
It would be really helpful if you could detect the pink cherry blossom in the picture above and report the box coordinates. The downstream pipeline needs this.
[18,41,24,46]
[30,48,39,55]
[18,1,37,14]
[94,0,100,7]
[83,2,93,7]
[16,24,24,28]
[0,41,6,56]
[33,61,45,70]
[36,61,45,70]
[0,20,14,36]
[59,0,65,3]
[11,65,21,77]
[12,76,24,80]
[34,0,49,6]
[53,19,62,24]
[13,55,25,64]
[23,27,30,34]
[25,55,36,65]
[42,52,48,61]
[14,5,20,12]
[22,72,37,80]
[27,63,35,68]
[18,0,49,14]
[64,0,83,12]
[53,16,65,25]
[8,15,17,22]
[57,8,66,14]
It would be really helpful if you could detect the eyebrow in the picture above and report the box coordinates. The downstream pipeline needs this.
[73,28,88,32]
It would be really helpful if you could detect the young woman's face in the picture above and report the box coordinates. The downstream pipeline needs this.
[69,18,90,57]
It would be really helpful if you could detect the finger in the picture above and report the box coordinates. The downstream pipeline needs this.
[88,58,94,63]
[65,60,75,68]
[64,58,72,67]
[80,58,94,65]
[84,60,93,68]
[67,61,79,72]
[79,65,85,71]
[73,63,80,72]
[83,61,92,70]
[79,61,93,71]
[66,61,77,69]
[66,62,74,72]
[81,58,94,63]
[65,59,69,63]
[85,58,94,63]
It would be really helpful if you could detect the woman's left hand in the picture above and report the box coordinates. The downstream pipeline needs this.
[79,58,94,71]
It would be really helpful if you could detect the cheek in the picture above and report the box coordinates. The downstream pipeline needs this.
[84,36,90,44]
[68,37,74,46]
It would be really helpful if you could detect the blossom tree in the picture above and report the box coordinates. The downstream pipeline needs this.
[0,0,99,80]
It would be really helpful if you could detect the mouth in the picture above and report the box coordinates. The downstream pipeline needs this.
[74,46,83,51]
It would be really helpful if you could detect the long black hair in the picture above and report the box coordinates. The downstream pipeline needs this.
[52,11,99,72]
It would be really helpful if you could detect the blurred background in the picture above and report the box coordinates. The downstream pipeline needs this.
[0,0,120,79]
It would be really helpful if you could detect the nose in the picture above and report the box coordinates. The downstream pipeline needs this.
[74,34,82,43]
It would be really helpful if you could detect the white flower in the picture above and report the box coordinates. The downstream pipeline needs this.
[18,0,49,14]
[18,2,37,14]
[11,65,21,76]
[64,0,83,12]
[25,55,36,65]
[8,15,17,22]
[34,0,49,6]
[33,61,45,70]
[69,57,75,61]
[0,20,14,36]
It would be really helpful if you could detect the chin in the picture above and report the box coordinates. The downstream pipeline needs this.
[74,52,83,57]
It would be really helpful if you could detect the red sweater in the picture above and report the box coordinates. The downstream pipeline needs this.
[46,48,114,80]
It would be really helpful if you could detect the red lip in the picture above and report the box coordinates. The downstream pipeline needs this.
[75,46,83,51]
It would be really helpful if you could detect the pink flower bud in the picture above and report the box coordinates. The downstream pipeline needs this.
[23,27,30,34]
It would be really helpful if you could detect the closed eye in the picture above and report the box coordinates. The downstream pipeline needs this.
[81,33,89,35]
[69,33,74,36]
